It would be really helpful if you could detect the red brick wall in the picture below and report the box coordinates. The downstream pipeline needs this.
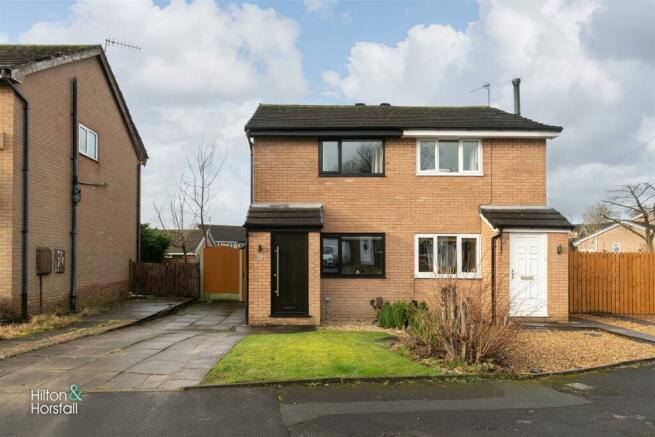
[0,56,139,317]
[250,136,556,321]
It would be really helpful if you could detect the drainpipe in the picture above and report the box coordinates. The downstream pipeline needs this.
[490,228,503,324]
[2,78,29,320]
[70,78,80,313]
[244,130,254,324]
[136,163,141,262]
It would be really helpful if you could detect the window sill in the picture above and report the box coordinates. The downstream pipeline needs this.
[416,172,483,177]
[322,274,386,279]
[80,152,99,163]
[414,274,482,279]
[319,173,385,177]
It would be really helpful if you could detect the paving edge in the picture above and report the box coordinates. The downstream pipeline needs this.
[0,298,195,361]
[185,357,655,390]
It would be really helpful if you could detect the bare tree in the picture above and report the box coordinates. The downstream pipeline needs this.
[601,182,655,252]
[581,203,614,237]
[155,180,197,263]
[185,141,226,247]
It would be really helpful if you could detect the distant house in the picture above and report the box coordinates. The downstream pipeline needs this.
[0,45,148,318]
[204,225,247,248]
[163,225,246,262]
[575,214,652,253]
[164,229,205,263]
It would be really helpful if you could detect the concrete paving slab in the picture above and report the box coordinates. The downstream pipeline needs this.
[36,369,120,391]
[98,372,151,390]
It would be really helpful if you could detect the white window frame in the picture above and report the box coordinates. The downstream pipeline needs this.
[79,124,99,161]
[414,234,482,279]
[416,139,482,176]
[612,243,620,253]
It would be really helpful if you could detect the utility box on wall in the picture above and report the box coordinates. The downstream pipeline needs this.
[36,247,52,275]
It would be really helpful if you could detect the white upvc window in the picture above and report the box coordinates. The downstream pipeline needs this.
[79,124,98,161]
[612,243,620,253]
[415,234,481,278]
[416,139,482,176]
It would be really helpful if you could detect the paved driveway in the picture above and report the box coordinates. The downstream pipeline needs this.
[0,302,245,393]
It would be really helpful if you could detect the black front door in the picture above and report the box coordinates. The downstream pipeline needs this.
[271,233,308,316]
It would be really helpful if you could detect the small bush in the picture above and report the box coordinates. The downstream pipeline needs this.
[407,306,440,355]
[378,300,415,329]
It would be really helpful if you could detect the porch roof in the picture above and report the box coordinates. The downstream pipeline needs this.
[481,206,574,230]
[244,204,324,230]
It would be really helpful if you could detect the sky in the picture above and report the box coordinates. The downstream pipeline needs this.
[1,0,654,226]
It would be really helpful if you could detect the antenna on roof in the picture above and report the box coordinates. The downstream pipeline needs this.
[104,37,141,52]
[470,83,490,107]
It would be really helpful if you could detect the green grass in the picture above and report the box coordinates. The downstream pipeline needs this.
[202,331,441,384]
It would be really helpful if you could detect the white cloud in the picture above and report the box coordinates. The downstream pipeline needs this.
[304,0,337,14]
[19,0,306,226]
[323,0,655,220]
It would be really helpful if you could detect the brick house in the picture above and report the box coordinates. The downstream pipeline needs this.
[0,45,148,319]
[243,81,573,326]
[575,213,653,253]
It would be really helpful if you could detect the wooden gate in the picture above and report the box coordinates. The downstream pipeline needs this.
[203,246,246,299]
[569,252,655,314]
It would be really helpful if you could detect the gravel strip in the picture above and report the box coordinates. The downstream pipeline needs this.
[505,329,655,373]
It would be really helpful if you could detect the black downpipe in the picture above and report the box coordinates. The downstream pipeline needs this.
[3,79,30,320]
[490,230,503,324]
[70,78,79,313]
[244,130,254,324]
[136,163,141,262]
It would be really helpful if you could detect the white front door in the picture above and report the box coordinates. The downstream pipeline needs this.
[509,233,548,317]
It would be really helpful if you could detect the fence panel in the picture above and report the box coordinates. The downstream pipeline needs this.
[203,246,244,297]
[129,261,200,298]
[569,252,655,314]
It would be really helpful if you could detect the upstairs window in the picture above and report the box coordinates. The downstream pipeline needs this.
[320,140,384,176]
[418,139,481,175]
[79,124,98,161]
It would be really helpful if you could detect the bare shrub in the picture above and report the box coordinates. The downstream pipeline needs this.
[407,278,519,365]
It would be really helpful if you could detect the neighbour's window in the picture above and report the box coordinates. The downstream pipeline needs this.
[321,234,385,277]
[319,140,384,175]
[612,243,620,253]
[415,234,480,278]
[79,124,98,160]
[417,140,481,175]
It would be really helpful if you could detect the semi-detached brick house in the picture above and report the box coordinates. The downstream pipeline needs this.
[0,45,148,319]
[244,82,573,326]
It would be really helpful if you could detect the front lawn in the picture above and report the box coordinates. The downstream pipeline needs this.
[202,331,440,384]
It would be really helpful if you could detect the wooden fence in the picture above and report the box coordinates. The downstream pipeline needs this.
[569,252,655,314]
[129,261,200,298]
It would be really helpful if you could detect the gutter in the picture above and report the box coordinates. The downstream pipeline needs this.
[70,78,80,313]
[136,163,141,262]
[2,77,30,320]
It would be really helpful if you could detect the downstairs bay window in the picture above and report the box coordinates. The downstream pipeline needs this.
[321,234,385,277]
[415,234,481,278]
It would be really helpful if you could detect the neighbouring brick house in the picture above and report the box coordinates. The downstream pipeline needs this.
[0,45,148,319]
[575,213,653,253]
[244,81,573,326]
